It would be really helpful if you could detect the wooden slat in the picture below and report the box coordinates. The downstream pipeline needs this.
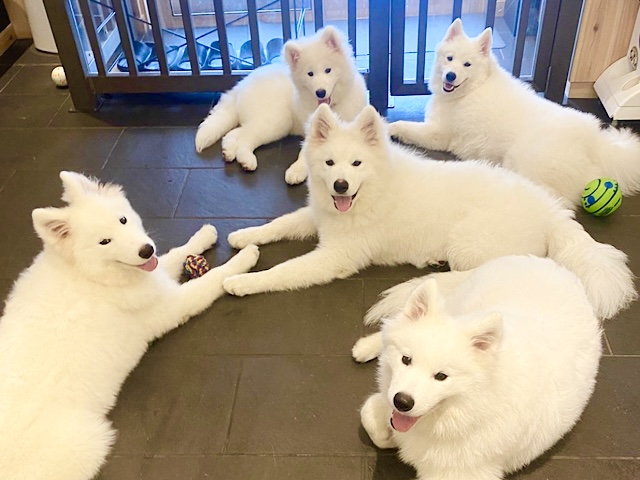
[146,0,169,75]
[77,0,106,76]
[112,0,137,76]
[178,0,200,75]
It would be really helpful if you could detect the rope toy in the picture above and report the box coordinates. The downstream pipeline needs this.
[183,254,211,279]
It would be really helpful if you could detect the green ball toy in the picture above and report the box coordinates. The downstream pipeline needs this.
[582,178,622,216]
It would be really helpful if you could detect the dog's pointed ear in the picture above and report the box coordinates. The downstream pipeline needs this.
[307,103,336,144]
[444,18,464,41]
[468,313,503,354]
[355,105,385,147]
[284,41,301,68]
[32,207,71,246]
[477,27,493,56]
[321,26,343,52]
[403,279,444,322]
[60,171,98,204]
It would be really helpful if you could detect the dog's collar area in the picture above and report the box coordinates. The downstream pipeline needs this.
[332,192,357,212]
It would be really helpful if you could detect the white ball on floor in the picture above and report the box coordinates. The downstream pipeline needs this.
[51,66,68,88]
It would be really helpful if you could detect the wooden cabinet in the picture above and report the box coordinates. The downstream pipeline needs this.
[569,0,640,98]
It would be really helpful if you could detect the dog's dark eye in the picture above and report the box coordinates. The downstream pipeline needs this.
[447,55,453,61]
[464,62,471,67]
[402,355,412,366]
[119,216,127,225]
[99,239,111,245]
[308,71,314,77]
[325,67,331,74]
[326,159,334,166]
[434,372,448,381]
[352,160,361,167]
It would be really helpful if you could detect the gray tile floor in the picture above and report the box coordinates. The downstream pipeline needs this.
[1,42,639,479]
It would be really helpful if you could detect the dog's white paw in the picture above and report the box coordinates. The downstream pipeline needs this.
[388,121,406,141]
[223,273,262,297]
[236,149,258,172]
[285,161,308,185]
[221,132,239,162]
[228,227,263,249]
[361,395,397,450]
[352,333,382,363]
[231,244,260,273]
[189,224,218,253]
[195,123,215,153]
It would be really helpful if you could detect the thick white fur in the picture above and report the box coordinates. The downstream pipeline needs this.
[223,104,636,320]
[355,255,602,480]
[194,26,367,184]
[389,18,640,207]
[0,172,260,480]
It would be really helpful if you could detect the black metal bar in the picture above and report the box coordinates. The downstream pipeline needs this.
[452,0,463,20]
[545,0,585,103]
[91,73,243,93]
[281,0,292,41]
[415,0,428,86]
[146,0,169,75]
[77,0,106,76]
[247,0,263,67]
[512,0,532,77]
[389,0,406,94]
[112,0,138,76]
[348,0,356,49]
[485,0,497,29]
[532,0,561,92]
[212,0,233,74]
[178,0,200,75]
[313,0,323,30]
[369,0,390,112]
[43,0,98,111]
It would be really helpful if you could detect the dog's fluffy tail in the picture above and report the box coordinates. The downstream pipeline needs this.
[195,93,239,153]
[597,127,640,196]
[548,211,637,320]
[364,277,426,326]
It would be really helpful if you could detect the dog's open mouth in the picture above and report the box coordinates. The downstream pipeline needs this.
[390,410,420,432]
[332,192,357,212]
[318,97,331,106]
[137,256,158,272]
[442,80,464,93]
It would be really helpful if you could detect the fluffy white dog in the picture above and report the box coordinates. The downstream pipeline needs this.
[195,26,367,184]
[223,104,635,320]
[0,172,259,480]
[389,18,640,207]
[353,255,602,480]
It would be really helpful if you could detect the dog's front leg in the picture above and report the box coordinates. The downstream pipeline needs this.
[222,247,363,296]
[352,332,383,363]
[228,207,317,249]
[388,120,451,151]
[158,224,218,280]
[148,245,260,340]
[284,150,308,185]
[361,393,397,449]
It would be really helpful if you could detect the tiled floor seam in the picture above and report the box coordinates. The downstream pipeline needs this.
[45,93,72,128]
[221,358,245,454]
[101,128,126,170]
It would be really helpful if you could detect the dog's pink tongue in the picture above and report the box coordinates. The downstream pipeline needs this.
[391,411,419,432]
[138,256,158,272]
[318,97,331,105]
[333,196,352,212]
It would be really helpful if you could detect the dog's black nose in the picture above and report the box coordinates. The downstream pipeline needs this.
[333,179,349,194]
[393,392,415,412]
[316,89,327,99]
[445,71,456,83]
[139,243,155,259]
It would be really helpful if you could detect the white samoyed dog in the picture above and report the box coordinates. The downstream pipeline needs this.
[389,18,640,208]
[0,172,260,480]
[352,255,602,480]
[195,26,367,184]
[222,104,636,320]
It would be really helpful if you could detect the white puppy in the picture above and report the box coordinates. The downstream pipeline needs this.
[0,172,259,480]
[223,104,635,320]
[195,26,367,184]
[354,255,602,480]
[389,18,640,207]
